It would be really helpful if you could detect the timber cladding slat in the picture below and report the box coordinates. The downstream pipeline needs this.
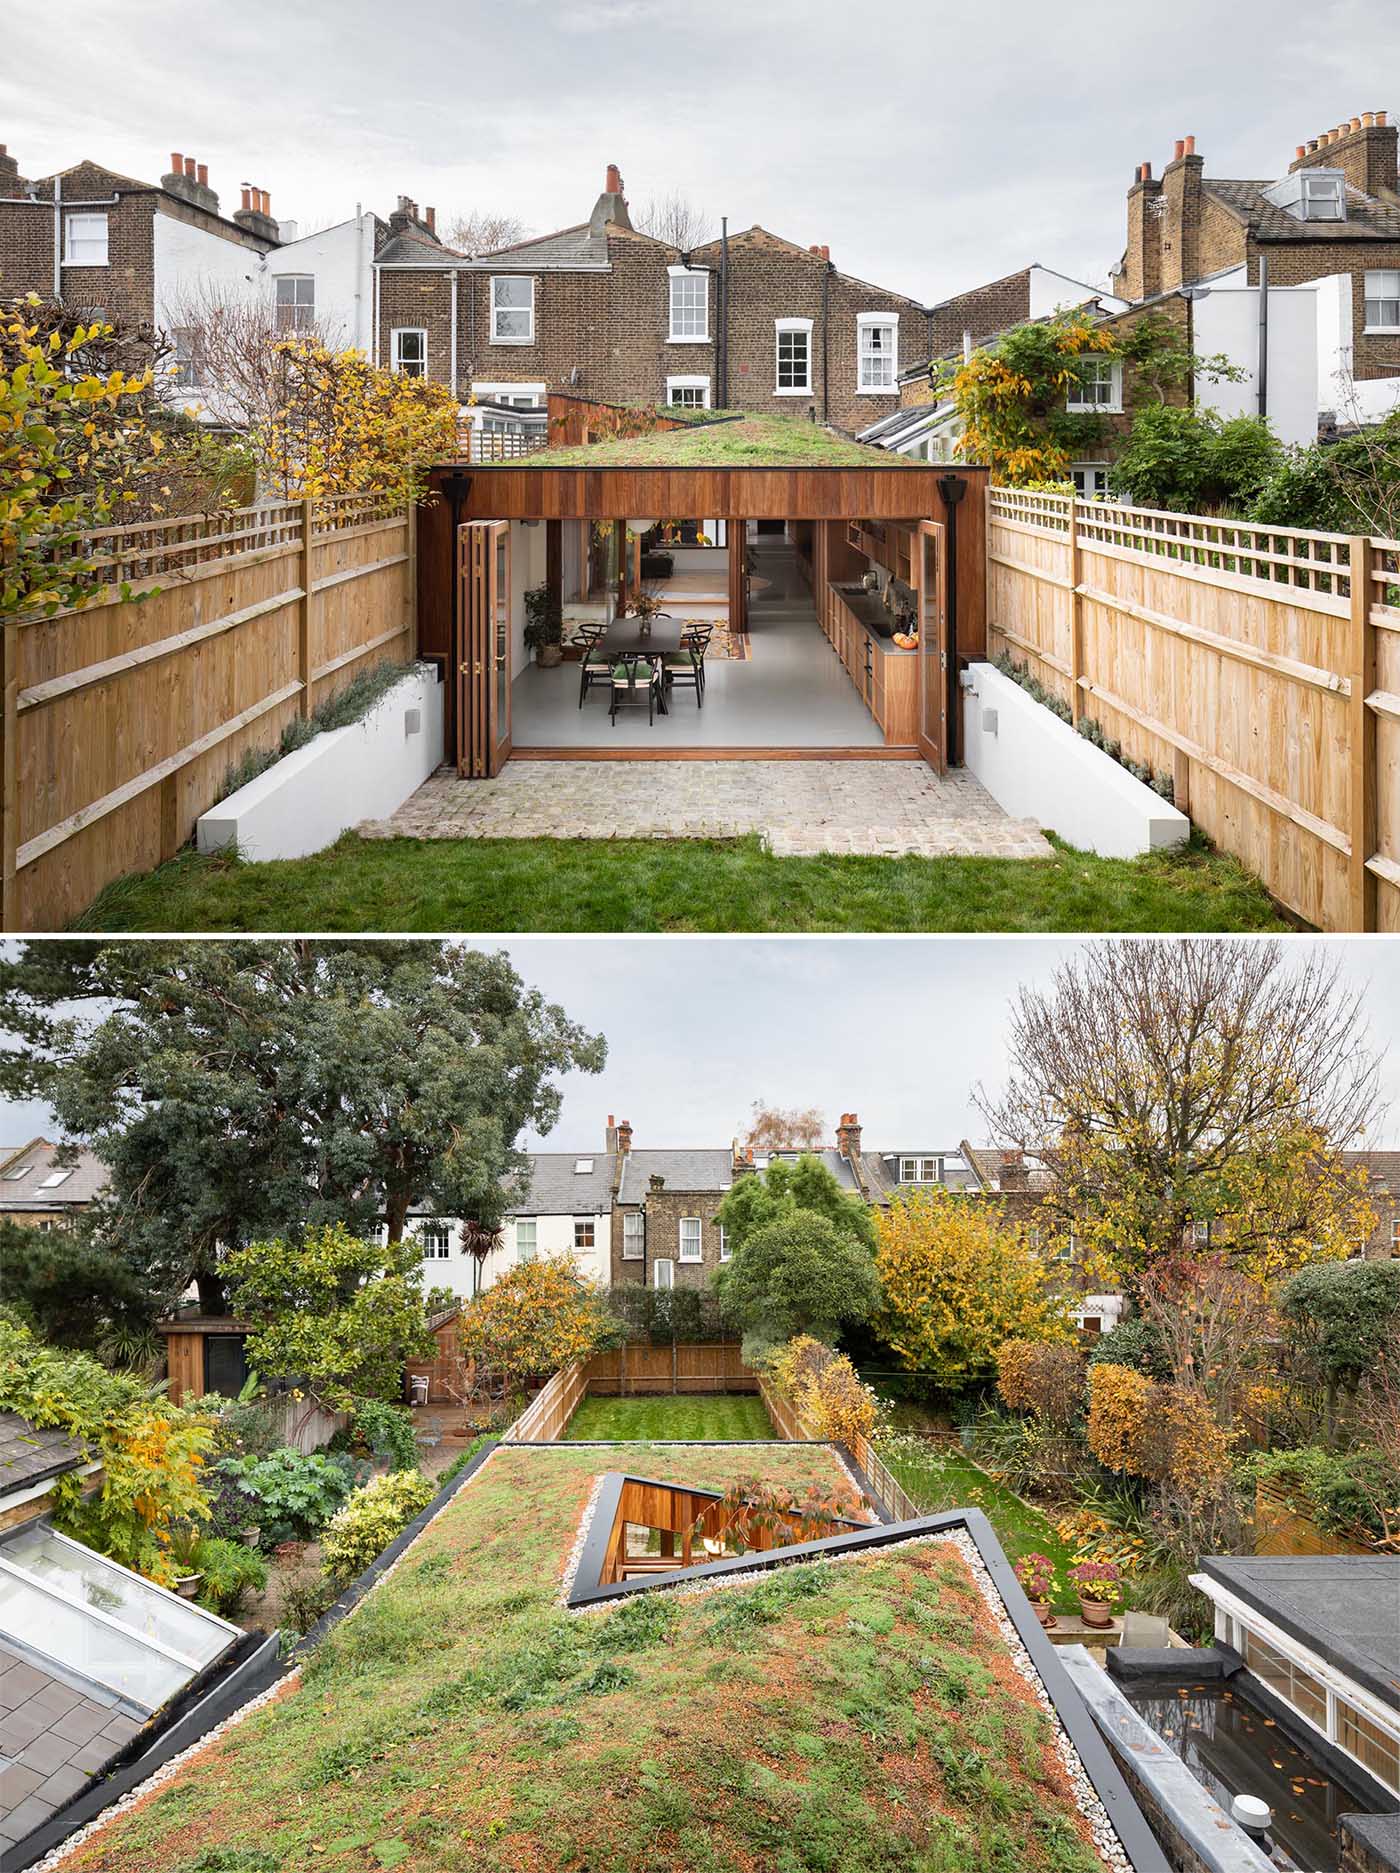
[3,498,414,931]
[987,489,1400,933]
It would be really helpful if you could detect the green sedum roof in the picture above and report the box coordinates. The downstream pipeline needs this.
[524,410,924,469]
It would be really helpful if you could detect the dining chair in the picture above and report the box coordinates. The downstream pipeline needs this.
[610,651,663,726]
[578,630,611,709]
[665,623,713,707]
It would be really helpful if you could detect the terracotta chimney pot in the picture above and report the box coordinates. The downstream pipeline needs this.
[183,155,195,176]
[1184,134,1196,155]
[1296,145,1306,160]
[425,205,436,233]
[605,163,622,194]
[1379,110,1389,127]
[240,187,251,212]
[1351,115,1362,130]
[1173,138,1185,160]
[1363,110,1375,127]
[196,162,208,186]
[171,150,183,172]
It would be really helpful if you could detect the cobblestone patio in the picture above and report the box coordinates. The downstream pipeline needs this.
[358,762,1052,860]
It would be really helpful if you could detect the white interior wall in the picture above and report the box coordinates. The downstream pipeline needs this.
[511,522,547,672]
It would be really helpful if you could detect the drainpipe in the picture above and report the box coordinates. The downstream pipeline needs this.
[1256,250,1269,421]
[718,217,730,407]
[354,203,365,351]
[372,262,379,366]
[52,172,61,297]
[821,258,832,424]
[937,473,966,766]
[450,269,458,400]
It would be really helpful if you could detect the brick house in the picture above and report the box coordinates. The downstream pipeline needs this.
[0,139,381,416]
[0,1139,107,1231]
[373,165,928,435]
[1110,114,1400,428]
[1345,1151,1400,1260]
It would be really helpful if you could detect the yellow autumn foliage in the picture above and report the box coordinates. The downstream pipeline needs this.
[873,1188,1070,1386]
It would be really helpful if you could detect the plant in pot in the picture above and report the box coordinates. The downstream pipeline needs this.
[1014,1551,1058,1628]
[523,584,564,668]
[1069,1560,1123,1628]
[168,1521,205,1598]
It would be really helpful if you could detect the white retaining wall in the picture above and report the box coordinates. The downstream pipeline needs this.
[196,664,443,862]
[961,661,1189,858]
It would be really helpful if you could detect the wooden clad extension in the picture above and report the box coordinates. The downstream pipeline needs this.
[2,495,416,932]
[987,488,1400,932]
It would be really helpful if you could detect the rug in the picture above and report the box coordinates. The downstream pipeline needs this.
[704,618,751,662]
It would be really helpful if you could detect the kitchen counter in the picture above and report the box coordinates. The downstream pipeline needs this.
[822,583,920,745]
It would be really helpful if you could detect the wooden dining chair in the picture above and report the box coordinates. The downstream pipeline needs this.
[578,627,611,709]
[610,652,663,726]
[665,623,713,707]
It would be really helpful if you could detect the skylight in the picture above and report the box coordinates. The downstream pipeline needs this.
[574,1158,594,1174]
[39,1169,73,1188]
[2,1165,29,1180]
[0,1526,237,1712]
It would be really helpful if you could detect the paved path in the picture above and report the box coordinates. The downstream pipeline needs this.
[359,761,1052,860]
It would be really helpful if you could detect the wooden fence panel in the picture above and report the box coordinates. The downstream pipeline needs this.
[585,1342,756,1396]
[3,496,413,930]
[986,490,1394,932]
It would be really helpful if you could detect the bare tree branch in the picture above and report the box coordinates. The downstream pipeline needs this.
[444,210,529,257]
[632,190,714,249]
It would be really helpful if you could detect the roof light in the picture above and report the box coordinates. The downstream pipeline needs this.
[574,1158,594,1173]
[40,1169,73,1187]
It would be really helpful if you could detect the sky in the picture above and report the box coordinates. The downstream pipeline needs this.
[3,1,1397,304]
[4,937,1399,1154]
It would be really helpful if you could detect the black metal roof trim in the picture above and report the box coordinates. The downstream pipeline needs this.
[564,1481,1170,1872]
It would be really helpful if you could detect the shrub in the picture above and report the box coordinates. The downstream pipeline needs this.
[321,1469,437,1587]
[767,1336,886,1446]
[1242,1444,1398,1546]
[995,1339,1084,1427]
[346,1398,419,1471]
[194,1537,268,1617]
[1085,1364,1166,1479]
[1085,1319,1170,1382]
[217,1448,362,1546]
[459,1255,615,1388]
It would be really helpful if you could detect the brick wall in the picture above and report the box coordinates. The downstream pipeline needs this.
[928,269,1032,357]
[377,220,927,430]
[610,1184,728,1288]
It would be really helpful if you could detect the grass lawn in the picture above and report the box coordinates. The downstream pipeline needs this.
[67,1444,1107,1873]
[75,830,1291,932]
[880,1440,1085,1616]
[563,1392,775,1441]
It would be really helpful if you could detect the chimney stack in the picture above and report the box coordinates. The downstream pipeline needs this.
[1289,108,1397,196]
[233,181,280,244]
[425,205,436,234]
[999,1149,1029,1193]
[606,162,623,194]
[836,1112,863,1162]
[0,143,21,196]
[731,1141,757,1177]
[162,149,219,215]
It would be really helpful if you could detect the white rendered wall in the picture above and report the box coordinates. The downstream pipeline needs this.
[268,215,376,353]
[196,665,442,861]
[962,662,1188,858]
[1027,266,1127,319]
[1192,284,1319,446]
[404,1213,608,1301]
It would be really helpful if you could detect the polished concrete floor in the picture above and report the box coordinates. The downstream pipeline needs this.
[510,539,885,749]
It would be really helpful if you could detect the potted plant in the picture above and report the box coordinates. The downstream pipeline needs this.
[1014,1552,1058,1628]
[169,1522,205,1599]
[1069,1560,1123,1628]
[522,584,564,668]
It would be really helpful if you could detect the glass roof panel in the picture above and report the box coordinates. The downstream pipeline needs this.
[0,1567,186,1710]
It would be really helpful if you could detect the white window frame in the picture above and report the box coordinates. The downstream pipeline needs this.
[652,1257,675,1290]
[678,1216,703,1263]
[665,374,712,408]
[899,1156,939,1184]
[774,317,814,395]
[273,274,315,334]
[419,1222,451,1259]
[515,1217,537,1261]
[1195,1578,1400,1797]
[717,1223,730,1262]
[1072,462,1111,499]
[1301,173,1346,222]
[471,380,546,407]
[39,1169,73,1188]
[1067,358,1122,413]
[856,312,898,394]
[491,275,535,344]
[573,1216,595,1251]
[667,266,710,343]
[391,327,428,377]
[1364,269,1400,334]
[63,212,108,266]
[622,1211,645,1260]
[1391,1212,1400,1253]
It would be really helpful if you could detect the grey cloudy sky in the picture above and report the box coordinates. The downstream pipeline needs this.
[4,938,1399,1153]
[3,1,1396,303]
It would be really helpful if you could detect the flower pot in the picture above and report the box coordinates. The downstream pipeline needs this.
[1030,1599,1057,1630]
[1078,1596,1113,1629]
[239,1526,261,1550]
[174,1572,204,1599]
[537,645,563,669]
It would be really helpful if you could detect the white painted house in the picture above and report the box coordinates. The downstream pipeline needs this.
[401,1152,615,1301]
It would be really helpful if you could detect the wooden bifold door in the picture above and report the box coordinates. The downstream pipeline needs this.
[455,520,512,777]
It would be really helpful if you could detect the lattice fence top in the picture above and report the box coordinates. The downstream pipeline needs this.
[987,487,1072,533]
[71,502,304,588]
[1075,501,1353,604]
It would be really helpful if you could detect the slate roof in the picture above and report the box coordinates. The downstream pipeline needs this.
[0,1139,108,1210]
[0,1640,142,1855]
[1200,1555,1400,1709]
[616,1150,733,1202]
[470,220,613,268]
[0,1413,88,1497]
[373,226,470,268]
[1345,1149,1400,1192]
[503,1152,616,1216]
[1204,177,1400,243]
